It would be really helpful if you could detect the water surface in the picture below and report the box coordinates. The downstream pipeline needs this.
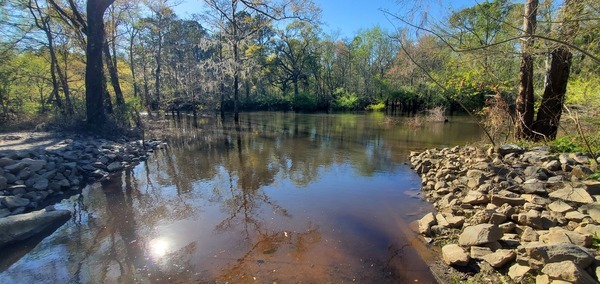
[0,112,483,283]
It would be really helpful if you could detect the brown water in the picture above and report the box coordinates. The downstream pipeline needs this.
[0,112,483,283]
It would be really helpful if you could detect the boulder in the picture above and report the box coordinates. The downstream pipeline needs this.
[549,185,594,204]
[517,243,595,268]
[459,224,503,246]
[539,228,592,247]
[481,249,516,268]
[0,209,71,247]
[491,191,526,206]
[442,244,470,266]
[541,261,597,284]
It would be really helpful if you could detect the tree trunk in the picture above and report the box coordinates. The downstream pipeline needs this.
[532,47,572,141]
[155,31,163,110]
[104,40,125,106]
[515,0,538,140]
[86,0,114,127]
[233,41,240,122]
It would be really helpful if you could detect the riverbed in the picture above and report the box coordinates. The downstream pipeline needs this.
[0,112,483,283]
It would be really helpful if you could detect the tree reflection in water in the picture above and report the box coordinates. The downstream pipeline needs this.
[0,112,483,283]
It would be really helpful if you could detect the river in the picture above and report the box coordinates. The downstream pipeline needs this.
[0,112,484,283]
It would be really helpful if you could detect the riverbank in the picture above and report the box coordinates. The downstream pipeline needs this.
[0,131,163,240]
[410,145,600,283]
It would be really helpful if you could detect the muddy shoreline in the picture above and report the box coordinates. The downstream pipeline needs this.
[410,145,600,283]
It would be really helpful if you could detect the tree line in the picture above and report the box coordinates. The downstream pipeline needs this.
[0,0,598,141]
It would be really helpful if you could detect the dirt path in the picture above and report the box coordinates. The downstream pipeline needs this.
[0,132,68,152]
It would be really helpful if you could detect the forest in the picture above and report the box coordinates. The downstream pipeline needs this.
[0,0,598,142]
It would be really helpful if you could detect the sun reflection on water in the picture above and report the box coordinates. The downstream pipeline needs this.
[149,238,170,258]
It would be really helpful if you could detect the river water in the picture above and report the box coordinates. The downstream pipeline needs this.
[0,112,483,283]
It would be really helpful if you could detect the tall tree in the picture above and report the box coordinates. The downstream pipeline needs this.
[514,0,538,140]
[86,0,115,126]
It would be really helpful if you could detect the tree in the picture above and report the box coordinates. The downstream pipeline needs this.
[85,0,115,126]
[514,0,538,140]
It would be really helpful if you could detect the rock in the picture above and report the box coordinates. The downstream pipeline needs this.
[0,209,71,247]
[470,246,493,259]
[518,243,595,268]
[548,201,574,213]
[584,180,600,195]
[19,158,47,172]
[106,161,123,172]
[536,274,551,284]
[574,224,600,237]
[418,212,436,236]
[1,196,30,209]
[462,191,490,205]
[0,176,6,190]
[541,261,597,284]
[490,213,507,225]
[32,178,49,191]
[0,208,10,218]
[442,244,470,266]
[508,263,531,282]
[0,157,17,167]
[498,145,525,156]
[459,224,504,246]
[491,191,526,206]
[518,210,544,230]
[544,160,562,171]
[565,211,587,222]
[521,227,540,242]
[499,222,517,233]
[481,249,516,268]
[522,180,547,194]
[539,228,592,247]
[549,185,594,204]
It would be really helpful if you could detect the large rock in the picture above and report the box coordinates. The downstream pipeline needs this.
[539,228,592,247]
[517,243,595,268]
[549,185,594,204]
[541,261,597,284]
[481,249,516,268]
[0,209,71,247]
[491,191,526,206]
[459,224,503,246]
[442,244,470,266]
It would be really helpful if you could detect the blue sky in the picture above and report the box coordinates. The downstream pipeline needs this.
[173,0,475,39]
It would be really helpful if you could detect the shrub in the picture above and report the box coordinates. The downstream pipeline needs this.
[366,102,385,112]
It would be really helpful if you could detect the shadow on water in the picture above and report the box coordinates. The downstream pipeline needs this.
[0,112,483,283]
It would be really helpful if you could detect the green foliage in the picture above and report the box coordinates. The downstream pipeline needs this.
[332,88,359,111]
[365,102,385,111]
[293,92,320,112]
[551,135,599,153]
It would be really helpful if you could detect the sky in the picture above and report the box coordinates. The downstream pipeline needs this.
[173,0,475,39]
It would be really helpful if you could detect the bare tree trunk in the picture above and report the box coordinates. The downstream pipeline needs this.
[103,40,125,106]
[532,46,572,141]
[86,0,114,127]
[515,0,538,140]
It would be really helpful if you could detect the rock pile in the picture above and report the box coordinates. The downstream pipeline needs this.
[410,145,600,283]
[0,137,163,218]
